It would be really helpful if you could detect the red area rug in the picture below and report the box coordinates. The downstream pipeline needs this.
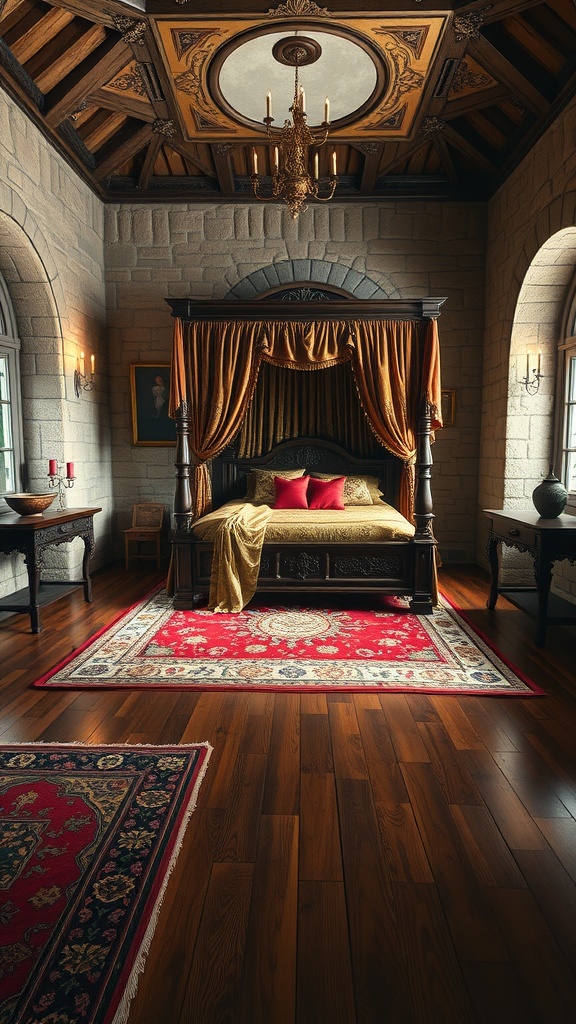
[32,588,542,696]
[0,741,211,1024]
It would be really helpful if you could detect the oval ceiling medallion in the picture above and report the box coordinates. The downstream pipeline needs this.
[217,29,380,128]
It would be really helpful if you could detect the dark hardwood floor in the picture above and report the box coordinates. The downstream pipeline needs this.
[2,562,576,1023]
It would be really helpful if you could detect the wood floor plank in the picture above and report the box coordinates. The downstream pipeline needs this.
[297,880,357,1024]
[261,692,300,814]
[299,771,343,882]
[239,814,299,1024]
[485,887,576,1024]
[213,753,268,864]
[2,563,576,1022]
[392,881,477,1023]
[401,761,509,961]
[418,720,484,804]
[336,776,410,1023]
[380,693,430,763]
[179,862,254,1024]
[461,749,550,850]
[328,700,369,780]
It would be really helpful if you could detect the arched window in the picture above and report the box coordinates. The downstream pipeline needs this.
[0,274,24,506]
[557,280,576,502]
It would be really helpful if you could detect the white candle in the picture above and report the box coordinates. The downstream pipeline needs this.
[324,96,330,123]
[266,91,272,119]
[273,146,279,172]
[252,149,258,175]
[331,150,337,175]
[526,353,530,379]
[299,87,305,113]
[80,350,85,375]
[90,353,95,375]
[313,153,319,179]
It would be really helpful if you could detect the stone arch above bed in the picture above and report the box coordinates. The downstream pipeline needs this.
[225,260,391,301]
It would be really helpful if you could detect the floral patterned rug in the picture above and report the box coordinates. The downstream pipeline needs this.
[32,588,542,696]
[0,742,211,1024]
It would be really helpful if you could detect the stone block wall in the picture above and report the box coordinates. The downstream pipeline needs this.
[0,91,113,599]
[105,199,487,562]
[481,95,576,599]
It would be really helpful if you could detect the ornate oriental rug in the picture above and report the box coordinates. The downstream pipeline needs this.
[0,742,211,1024]
[32,588,542,696]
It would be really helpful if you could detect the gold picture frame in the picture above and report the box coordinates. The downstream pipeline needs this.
[441,388,455,428]
[130,363,176,446]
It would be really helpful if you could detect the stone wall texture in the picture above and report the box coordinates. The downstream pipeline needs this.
[1,79,575,606]
[104,200,487,563]
[480,94,576,598]
[0,91,113,598]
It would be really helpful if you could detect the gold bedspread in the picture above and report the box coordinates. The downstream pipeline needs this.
[206,502,272,613]
[193,499,415,546]
[196,500,415,612]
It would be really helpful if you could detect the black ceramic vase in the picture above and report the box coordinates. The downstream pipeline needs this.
[532,468,568,518]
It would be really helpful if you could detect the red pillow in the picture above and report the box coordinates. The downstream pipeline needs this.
[308,475,345,510]
[273,475,309,509]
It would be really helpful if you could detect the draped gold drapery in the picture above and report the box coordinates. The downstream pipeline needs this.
[237,361,384,459]
[169,316,442,522]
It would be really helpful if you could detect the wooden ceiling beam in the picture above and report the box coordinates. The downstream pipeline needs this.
[443,85,510,118]
[44,34,131,127]
[441,123,498,171]
[455,0,545,24]
[377,140,429,177]
[211,144,236,195]
[9,7,74,65]
[89,87,155,123]
[467,35,549,116]
[355,144,382,193]
[94,121,153,180]
[138,134,163,190]
[432,135,460,185]
[168,139,212,178]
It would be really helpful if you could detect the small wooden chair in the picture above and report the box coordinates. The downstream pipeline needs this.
[124,503,165,570]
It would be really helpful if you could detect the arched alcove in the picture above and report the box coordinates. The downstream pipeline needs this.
[502,227,576,592]
[225,259,392,300]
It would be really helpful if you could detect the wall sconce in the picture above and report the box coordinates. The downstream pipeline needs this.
[520,350,543,395]
[74,351,95,397]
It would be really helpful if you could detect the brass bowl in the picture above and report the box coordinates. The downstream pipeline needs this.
[4,492,56,516]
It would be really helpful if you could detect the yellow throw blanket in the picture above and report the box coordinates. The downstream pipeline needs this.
[208,502,273,612]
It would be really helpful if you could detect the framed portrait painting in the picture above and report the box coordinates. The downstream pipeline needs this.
[130,364,176,446]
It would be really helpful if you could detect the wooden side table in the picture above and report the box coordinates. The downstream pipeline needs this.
[0,507,101,633]
[484,509,576,647]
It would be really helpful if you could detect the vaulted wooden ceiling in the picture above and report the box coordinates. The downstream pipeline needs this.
[0,0,575,204]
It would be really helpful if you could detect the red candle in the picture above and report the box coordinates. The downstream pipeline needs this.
[49,459,57,476]
[66,462,74,479]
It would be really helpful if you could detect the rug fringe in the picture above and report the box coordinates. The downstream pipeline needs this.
[110,741,213,1024]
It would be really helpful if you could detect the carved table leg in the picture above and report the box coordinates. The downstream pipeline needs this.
[534,555,552,647]
[25,551,42,634]
[82,535,94,602]
[486,532,499,609]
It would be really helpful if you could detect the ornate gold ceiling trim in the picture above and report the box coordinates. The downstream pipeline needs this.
[153,15,447,142]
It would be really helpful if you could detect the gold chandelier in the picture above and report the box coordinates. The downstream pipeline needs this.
[251,36,337,220]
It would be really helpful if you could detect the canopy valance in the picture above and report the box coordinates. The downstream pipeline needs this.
[167,305,443,523]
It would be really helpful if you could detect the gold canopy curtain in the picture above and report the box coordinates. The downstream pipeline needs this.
[169,318,263,519]
[349,317,442,520]
[169,315,441,522]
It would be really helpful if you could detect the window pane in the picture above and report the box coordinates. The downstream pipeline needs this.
[566,451,576,494]
[0,354,10,402]
[569,355,576,402]
[568,403,576,450]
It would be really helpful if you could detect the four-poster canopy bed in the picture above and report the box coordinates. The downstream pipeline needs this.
[165,296,445,615]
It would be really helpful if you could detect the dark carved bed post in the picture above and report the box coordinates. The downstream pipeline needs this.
[411,397,436,613]
[172,399,196,607]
